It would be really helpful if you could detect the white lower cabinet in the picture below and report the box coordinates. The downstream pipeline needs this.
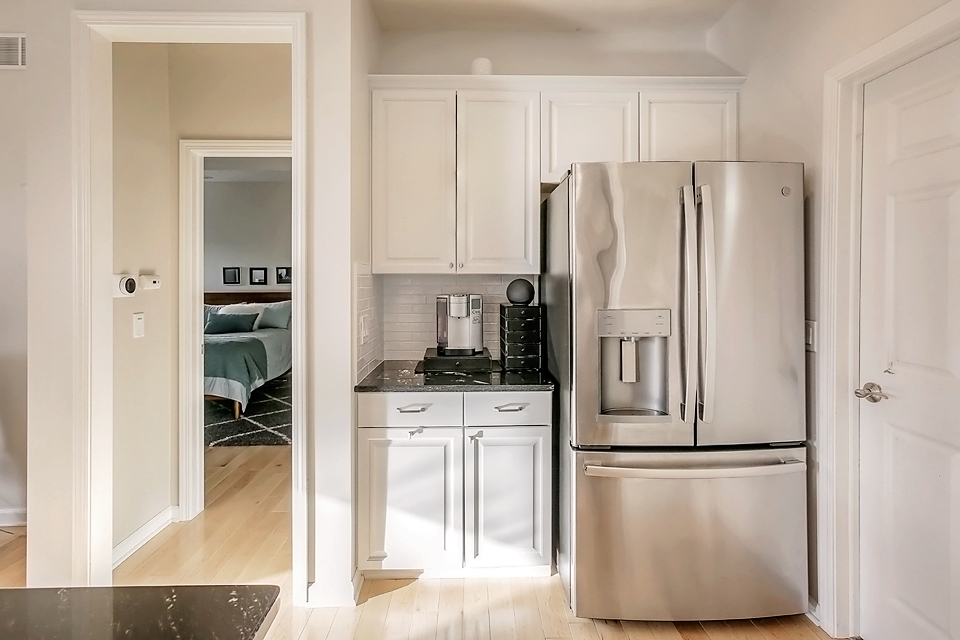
[356,391,553,575]
[464,426,552,568]
[357,427,464,571]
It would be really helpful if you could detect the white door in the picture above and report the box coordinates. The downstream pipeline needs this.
[357,427,463,570]
[639,90,738,161]
[372,89,457,274]
[464,426,551,568]
[456,90,540,274]
[540,91,639,183]
[859,37,960,640]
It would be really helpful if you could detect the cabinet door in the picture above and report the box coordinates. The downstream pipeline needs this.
[457,91,541,275]
[357,427,463,570]
[640,90,738,161]
[541,91,639,183]
[372,89,458,274]
[464,426,551,568]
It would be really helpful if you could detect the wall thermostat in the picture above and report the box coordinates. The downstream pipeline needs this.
[113,274,137,298]
[139,274,161,290]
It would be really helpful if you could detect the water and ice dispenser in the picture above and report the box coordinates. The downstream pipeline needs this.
[597,309,670,418]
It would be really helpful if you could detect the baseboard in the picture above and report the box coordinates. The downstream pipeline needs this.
[112,506,180,569]
[361,565,552,580]
[806,597,822,628]
[0,508,26,527]
[352,569,365,604]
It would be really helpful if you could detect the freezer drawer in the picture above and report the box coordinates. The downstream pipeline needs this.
[571,447,808,621]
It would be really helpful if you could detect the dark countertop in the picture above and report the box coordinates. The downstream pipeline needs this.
[355,360,555,392]
[0,584,280,640]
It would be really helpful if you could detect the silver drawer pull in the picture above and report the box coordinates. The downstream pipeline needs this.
[494,403,528,413]
[408,428,424,439]
[397,403,431,414]
[469,430,484,442]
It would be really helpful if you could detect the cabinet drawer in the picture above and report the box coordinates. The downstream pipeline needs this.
[464,391,551,426]
[358,392,463,428]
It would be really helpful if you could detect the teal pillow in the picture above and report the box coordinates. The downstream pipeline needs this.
[203,304,223,325]
[259,300,292,329]
[204,312,258,335]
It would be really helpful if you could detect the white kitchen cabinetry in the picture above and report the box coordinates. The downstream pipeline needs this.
[640,90,739,161]
[540,91,639,183]
[372,89,458,274]
[456,91,541,274]
[464,426,551,568]
[356,426,463,571]
[356,390,552,576]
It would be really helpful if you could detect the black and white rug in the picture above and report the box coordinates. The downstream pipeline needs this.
[204,372,292,446]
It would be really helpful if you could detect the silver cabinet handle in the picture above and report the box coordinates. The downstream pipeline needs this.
[448,262,454,269]
[494,403,528,413]
[855,382,889,403]
[397,404,431,414]
[458,262,464,268]
[469,430,483,442]
[408,428,424,439]
[584,459,805,480]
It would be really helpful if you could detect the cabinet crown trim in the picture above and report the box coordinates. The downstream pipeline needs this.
[369,74,745,93]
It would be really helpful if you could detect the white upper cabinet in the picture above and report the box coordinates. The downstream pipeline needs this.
[372,89,457,274]
[540,91,639,183]
[640,90,739,161]
[457,91,541,275]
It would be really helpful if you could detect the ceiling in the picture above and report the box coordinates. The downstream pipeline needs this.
[203,157,291,183]
[371,0,740,34]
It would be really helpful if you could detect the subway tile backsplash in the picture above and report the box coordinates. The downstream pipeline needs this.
[356,267,384,382]
[382,274,539,361]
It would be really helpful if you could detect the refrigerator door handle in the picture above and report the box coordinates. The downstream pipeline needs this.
[698,184,718,424]
[583,459,806,480]
[681,186,699,424]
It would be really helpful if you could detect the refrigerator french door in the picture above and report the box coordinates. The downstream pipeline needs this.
[544,161,808,621]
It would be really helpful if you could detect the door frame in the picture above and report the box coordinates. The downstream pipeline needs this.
[178,139,295,518]
[817,1,960,636]
[70,11,309,603]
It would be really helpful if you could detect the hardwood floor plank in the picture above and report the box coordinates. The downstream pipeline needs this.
[410,611,440,640]
[354,584,393,640]
[512,578,546,640]
[324,605,364,640]
[488,578,519,640]
[463,577,491,640]
[569,622,602,640]
[700,620,764,640]
[415,578,443,612]
[671,621,709,640]
[382,580,418,640]
[437,579,465,640]
[534,576,571,638]
[595,620,630,640]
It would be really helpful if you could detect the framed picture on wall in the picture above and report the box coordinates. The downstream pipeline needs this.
[276,266,292,285]
[222,267,241,285]
[250,267,268,285]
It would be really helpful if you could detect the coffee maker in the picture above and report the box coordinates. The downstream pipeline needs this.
[436,294,483,355]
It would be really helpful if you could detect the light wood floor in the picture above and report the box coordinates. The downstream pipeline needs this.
[0,446,839,640]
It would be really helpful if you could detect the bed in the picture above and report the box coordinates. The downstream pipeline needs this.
[203,292,292,419]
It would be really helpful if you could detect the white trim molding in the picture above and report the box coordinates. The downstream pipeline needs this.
[112,507,180,569]
[69,11,309,604]
[817,2,960,637]
[178,139,293,523]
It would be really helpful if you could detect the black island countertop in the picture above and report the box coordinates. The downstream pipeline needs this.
[0,584,279,640]
[355,360,555,392]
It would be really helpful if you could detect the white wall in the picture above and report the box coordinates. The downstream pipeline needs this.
[707,0,951,608]
[376,30,739,76]
[0,0,28,527]
[112,43,176,548]
[204,180,293,292]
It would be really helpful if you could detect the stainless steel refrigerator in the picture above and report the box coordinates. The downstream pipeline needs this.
[543,161,808,621]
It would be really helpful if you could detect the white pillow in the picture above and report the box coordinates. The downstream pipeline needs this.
[217,303,266,330]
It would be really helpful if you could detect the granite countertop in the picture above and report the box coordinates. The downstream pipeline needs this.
[355,360,555,392]
[0,584,280,640]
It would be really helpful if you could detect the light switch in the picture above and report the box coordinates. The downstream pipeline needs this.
[133,312,145,338]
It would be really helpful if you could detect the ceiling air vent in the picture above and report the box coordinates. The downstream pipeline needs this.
[0,34,26,69]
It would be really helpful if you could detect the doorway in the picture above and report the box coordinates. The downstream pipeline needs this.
[857,37,960,640]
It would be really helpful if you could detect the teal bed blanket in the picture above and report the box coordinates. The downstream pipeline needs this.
[204,334,268,409]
